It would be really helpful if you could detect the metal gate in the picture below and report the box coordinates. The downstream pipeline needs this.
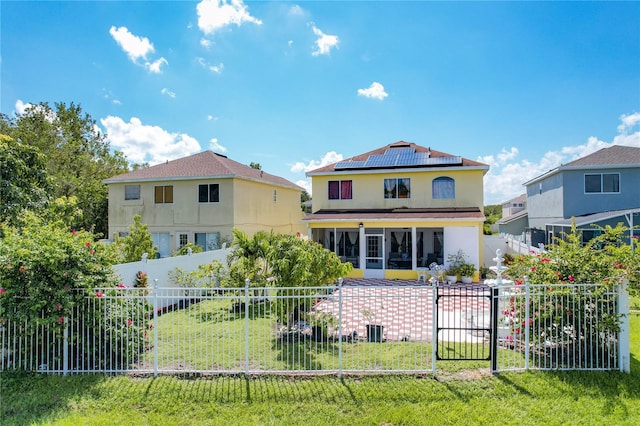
[434,284,493,361]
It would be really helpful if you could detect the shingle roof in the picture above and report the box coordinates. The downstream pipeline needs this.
[307,141,489,174]
[524,144,640,186]
[563,145,640,167]
[501,194,526,206]
[104,150,302,190]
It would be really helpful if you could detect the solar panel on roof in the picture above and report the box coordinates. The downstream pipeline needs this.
[335,160,367,169]
[385,147,415,156]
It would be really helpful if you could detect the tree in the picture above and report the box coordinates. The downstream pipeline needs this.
[114,214,157,263]
[0,212,151,369]
[0,134,51,225]
[225,229,352,325]
[249,162,262,170]
[0,102,129,236]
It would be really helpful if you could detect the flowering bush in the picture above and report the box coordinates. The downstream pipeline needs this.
[0,213,151,370]
[501,224,637,365]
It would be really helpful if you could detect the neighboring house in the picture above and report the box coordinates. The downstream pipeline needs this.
[496,194,528,236]
[104,151,306,257]
[523,145,640,244]
[304,141,489,280]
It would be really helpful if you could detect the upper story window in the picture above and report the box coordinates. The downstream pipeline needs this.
[328,180,352,200]
[124,185,140,200]
[585,173,620,193]
[432,177,455,199]
[154,185,173,204]
[199,184,219,203]
[384,178,411,199]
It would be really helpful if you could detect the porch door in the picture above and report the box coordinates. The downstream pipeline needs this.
[364,234,385,278]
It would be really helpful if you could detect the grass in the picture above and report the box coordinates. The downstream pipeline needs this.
[1,311,638,425]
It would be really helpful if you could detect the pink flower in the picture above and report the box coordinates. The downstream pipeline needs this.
[118,284,126,289]
[89,249,95,255]
[540,258,551,263]
[57,316,65,324]
[531,267,537,272]
[71,230,77,235]
[85,242,91,248]
[127,319,133,326]
[55,304,62,311]
[568,275,575,282]
[0,288,6,295]
[515,279,523,286]
[19,266,27,274]
[96,291,104,298]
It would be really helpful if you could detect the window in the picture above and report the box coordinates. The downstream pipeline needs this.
[384,178,411,199]
[585,173,619,193]
[195,232,220,251]
[199,184,219,203]
[273,190,277,202]
[124,185,140,200]
[154,186,173,203]
[432,177,455,199]
[328,180,352,200]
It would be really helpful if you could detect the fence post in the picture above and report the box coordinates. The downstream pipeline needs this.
[337,277,343,378]
[245,279,250,376]
[431,283,437,375]
[618,280,630,373]
[153,278,159,378]
[524,276,530,370]
[490,284,499,373]
[63,317,69,376]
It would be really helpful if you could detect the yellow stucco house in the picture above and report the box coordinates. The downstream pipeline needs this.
[304,141,489,280]
[104,151,306,257]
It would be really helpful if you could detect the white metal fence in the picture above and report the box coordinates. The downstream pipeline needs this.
[0,280,630,376]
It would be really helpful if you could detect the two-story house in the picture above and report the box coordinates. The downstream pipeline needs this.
[524,145,640,244]
[104,151,306,257]
[304,141,489,280]
[496,194,529,236]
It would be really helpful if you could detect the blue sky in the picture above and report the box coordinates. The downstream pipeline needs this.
[2,0,639,205]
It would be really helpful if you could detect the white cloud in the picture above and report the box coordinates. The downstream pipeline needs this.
[196,57,223,73]
[14,99,56,122]
[617,112,640,133]
[109,26,155,61]
[207,115,218,121]
[209,138,227,152]
[311,24,339,56]
[482,113,640,205]
[100,116,201,165]
[209,63,224,73]
[357,82,388,101]
[290,151,343,173]
[196,0,262,35]
[295,179,312,194]
[160,88,176,98]
[200,38,212,48]
[145,57,168,74]
[15,99,30,115]
[288,5,305,17]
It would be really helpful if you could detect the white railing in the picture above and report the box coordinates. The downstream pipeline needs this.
[491,280,629,373]
[0,281,629,376]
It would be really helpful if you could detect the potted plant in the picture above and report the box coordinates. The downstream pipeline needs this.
[445,265,459,284]
[458,263,476,284]
[362,308,384,342]
[308,311,338,342]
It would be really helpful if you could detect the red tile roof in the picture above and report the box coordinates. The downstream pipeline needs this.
[307,141,488,174]
[104,150,302,190]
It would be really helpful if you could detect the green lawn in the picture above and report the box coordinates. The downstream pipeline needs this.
[1,312,638,425]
